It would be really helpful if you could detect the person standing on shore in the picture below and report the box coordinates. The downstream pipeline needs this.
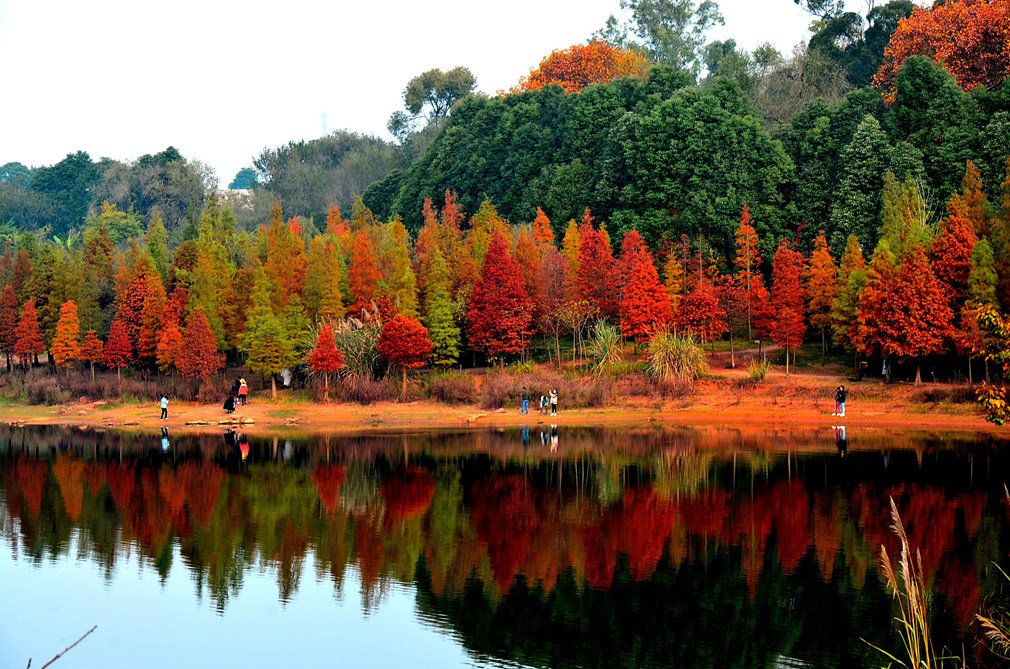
[549,388,558,416]
[238,378,249,405]
[838,385,847,417]
[520,386,529,415]
[832,386,842,416]
[160,394,169,420]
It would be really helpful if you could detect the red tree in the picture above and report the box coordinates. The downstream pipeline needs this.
[377,314,433,398]
[467,230,534,361]
[577,214,618,318]
[769,240,806,374]
[620,249,673,342]
[878,245,954,384]
[677,280,727,343]
[80,329,104,381]
[175,308,224,384]
[14,298,45,368]
[102,318,133,380]
[0,285,20,369]
[930,196,977,306]
[306,325,345,401]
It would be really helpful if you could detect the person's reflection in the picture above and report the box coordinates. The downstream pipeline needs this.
[540,426,548,447]
[239,434,250,462]
[833,425,847,457]
[550,424,558,453]
[521,425,530,449]
[160,427,170,452]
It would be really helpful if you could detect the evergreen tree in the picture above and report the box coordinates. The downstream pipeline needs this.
[733,203,762,340]
[378,218,419,317]
[423,245,460,367]
[145,209,170,281]
[831,234,868,353]
[14,298,45,369]
[930,196,977,307]
[241,273,292,398]
[829,115,889,251]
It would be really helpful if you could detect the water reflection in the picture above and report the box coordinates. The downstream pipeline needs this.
[1,424,1009,668]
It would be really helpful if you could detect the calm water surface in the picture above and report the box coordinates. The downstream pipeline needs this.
[1,424,1009,668]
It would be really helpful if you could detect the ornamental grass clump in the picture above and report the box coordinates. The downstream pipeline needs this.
[864,497,960,668]
[647,333,708,386]
[587,320,623,376]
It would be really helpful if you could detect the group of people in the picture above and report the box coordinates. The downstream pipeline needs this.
[520,386,559,416]
[224,378,249,413]
[832,385,848,417]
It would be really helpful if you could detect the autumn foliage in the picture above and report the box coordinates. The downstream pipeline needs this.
[508,40,652,94]
[467,230,534,361]
[307,325,345,400]
[874,0,1010,101]
[175,307,224,383]
[377,314,432,397]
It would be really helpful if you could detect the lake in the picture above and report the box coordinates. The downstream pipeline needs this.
[1,424,1009,668]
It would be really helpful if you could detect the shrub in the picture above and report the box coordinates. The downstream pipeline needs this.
[428,371,479,404]
[329,376,398,404]
[647,333,708,384]
[479,369,610,410]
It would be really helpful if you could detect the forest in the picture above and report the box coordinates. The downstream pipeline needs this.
[0,0,1009,413]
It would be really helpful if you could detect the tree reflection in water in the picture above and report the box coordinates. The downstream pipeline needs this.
[1,424,1009,668]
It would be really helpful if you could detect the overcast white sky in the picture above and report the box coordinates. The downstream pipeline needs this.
[0,0,868,184]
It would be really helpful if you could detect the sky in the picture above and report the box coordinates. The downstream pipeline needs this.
[0,0,869,186]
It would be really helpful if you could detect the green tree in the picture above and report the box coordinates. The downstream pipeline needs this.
[598,0,724,78]
[829,115,890,251]
[241,273,292,399]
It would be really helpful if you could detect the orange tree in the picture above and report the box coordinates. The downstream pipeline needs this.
[769,240,806,375]
[175,307,224,388]
[507,41,651,94]
[377,315,432,399]
[14,299,45,369]
[874,0,1010,101]
[80,330,104,381]
[877,244,953,385]
[50,300,81,374]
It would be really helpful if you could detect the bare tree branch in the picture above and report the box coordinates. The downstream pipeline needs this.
[36,626,97,669]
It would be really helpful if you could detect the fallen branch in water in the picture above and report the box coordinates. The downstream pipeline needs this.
[25,625,97,669]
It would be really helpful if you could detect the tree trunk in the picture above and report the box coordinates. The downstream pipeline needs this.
[968,355,973,385]
[90,362,95,382]
[324,372,330,402]
[554,334,561,370]
[914,361,922,385]
[730,337,735,369]
[271,375,277,399]
[401,369,408,399]
[821,328,826,367]
[785,346,790,376]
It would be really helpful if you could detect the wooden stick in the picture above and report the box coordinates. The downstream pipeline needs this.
[38,626,97,669]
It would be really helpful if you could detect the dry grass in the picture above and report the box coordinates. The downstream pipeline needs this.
[865,497,960,668]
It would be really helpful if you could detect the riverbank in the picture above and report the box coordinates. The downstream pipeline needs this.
[0,368,998,436]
